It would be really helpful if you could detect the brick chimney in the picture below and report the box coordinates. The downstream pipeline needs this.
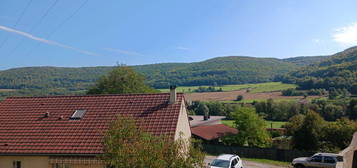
[169,85,177,104]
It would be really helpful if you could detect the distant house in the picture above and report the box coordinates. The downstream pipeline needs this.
[191,124,238,143]
[0,89,191,168]
[189,115,226,127]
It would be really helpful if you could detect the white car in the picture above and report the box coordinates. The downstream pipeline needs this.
[291,153,343,168]
[209,154,243,168]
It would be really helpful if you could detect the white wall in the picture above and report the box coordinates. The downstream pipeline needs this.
[174,99,191,141]
[339,132,357,168]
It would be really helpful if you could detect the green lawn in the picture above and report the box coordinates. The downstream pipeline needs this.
[242,158,291,167]
[158,82,296,93]
[222,120,287,129]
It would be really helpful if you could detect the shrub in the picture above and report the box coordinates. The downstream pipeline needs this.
[236,95,244,101]
[101,115,205,168]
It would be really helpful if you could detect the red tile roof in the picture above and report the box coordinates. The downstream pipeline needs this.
[0,93,184,155]
[191,124,238,141]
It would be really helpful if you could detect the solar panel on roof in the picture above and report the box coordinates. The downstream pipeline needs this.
[70,109,87,119]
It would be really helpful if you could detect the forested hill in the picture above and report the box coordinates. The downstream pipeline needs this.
[0,55,328,97]
[281,56,328,66]
[280,46,357,94]
[144,56,298,88]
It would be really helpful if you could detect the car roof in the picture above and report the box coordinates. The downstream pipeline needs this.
[216,154,238,160]
[314,153,342,157]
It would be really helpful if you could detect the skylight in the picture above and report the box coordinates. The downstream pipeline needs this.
[70,110,87,120]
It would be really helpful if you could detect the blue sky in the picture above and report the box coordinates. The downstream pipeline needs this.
[1,0,357,70]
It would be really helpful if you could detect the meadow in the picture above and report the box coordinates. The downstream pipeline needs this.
[159,82,296,93]
[0,89,16,92]
[221,120,287,129]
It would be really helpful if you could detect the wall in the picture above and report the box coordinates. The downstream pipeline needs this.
[0,156,106,168]
[339,132,357,168]
[0,156,49,168]
[202,144,316,162]
[174,99,191,141]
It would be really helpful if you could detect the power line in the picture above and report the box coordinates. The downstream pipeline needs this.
[47,0,89,38]
[29,0,59,33]
[0,0,33,50]
[24,0,89,57]
[7,0,59,56]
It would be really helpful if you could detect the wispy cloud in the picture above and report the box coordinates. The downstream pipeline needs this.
[103,48,144,56]
[313,39,321,43]
[176,46,190,51]
[0,25,99,56]
[333,23,357,45]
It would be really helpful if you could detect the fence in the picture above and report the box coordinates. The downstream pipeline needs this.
[202,144,316,162]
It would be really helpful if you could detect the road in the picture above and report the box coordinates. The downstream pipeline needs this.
[204,156,290,168]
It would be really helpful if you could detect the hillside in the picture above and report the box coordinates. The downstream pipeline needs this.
[0,55,326,97]
[282,56,328,66]
[143,56,301,88]
[280,46,357,94]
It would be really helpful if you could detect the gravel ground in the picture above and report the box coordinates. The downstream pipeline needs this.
[204,155,290,168]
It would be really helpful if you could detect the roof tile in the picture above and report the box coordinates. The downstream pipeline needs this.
[0,93,183,155]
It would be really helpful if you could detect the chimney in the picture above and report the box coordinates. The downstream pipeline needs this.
[169,85,177,104]
[203,112,208,120]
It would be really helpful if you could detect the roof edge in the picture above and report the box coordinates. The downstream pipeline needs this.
[0,153,100,156]
[5,92,185,99]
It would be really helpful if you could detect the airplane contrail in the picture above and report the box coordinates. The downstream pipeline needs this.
[0,25,99,56]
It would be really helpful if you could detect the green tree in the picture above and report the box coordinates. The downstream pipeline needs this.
[349,99,357,120]
[236,95,244,101]
[101,115,205,168]
[321,118,357,152]
[228,107,271,148]
[284,114,305,136]
[322,104,344,121]
[292,111,325,151]
[196,103,209,118]
[87,66,157,94]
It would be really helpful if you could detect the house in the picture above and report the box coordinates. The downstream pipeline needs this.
[189,115,226,127]
[0,88,191,168]
[191,124,238,144]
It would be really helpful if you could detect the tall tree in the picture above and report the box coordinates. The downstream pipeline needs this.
[284,114,305,136]
[292,110,325,151]
[87,66,157,94]
[196,103,210,119]
[230,107,271,148]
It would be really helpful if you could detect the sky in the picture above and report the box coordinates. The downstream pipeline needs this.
[1,0,357,70]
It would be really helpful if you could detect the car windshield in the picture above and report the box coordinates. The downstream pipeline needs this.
[211,159,230,168]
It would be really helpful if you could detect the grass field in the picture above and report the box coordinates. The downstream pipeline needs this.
[222,120,287,129]
[159,82,296,93]
[242,158,290,167]
[0,89,16,92]
[222,98,300,104]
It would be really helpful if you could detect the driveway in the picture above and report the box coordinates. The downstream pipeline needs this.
[204,155,290,168]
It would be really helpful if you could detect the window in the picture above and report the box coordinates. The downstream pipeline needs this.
[12,161,21,168]
[52,163,71,168]
[324,156,336,164]
[231,158,238,167]
[211,159,230,167]
[311,156,323,162]
[70,109,87,119]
